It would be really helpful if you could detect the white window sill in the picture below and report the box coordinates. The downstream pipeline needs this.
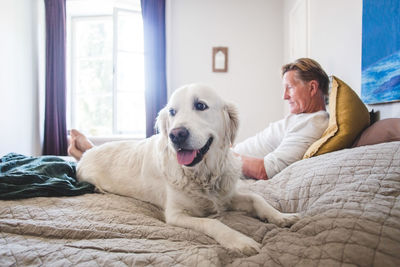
[88,135,145,146]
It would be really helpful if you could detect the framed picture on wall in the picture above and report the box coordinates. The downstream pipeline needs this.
[212,47,228,72]
[361,0,400,104]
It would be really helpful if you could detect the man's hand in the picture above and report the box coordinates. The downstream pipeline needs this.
[237,154,268,180]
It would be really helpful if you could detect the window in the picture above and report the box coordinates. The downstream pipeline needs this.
[67,0,145,139]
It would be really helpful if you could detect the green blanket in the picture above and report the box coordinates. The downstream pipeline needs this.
[0,153,95,200]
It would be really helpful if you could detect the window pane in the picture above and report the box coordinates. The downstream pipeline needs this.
[117,52,145,92]
[76,19,113,57]
[116,52,145,135]
[76,59,113,136]
[72,17,113,136]
[116,91,145,135]
[115,9,145,137]
[118,10,143,53]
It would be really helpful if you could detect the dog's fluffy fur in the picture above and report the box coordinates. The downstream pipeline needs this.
[77,84,299,255]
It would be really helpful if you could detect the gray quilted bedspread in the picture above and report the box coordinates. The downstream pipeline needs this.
[1,141,400,266]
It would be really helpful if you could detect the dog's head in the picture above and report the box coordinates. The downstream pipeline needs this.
[156,84,239,168]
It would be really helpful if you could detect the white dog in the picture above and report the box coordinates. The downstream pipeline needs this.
[77,84,299,255]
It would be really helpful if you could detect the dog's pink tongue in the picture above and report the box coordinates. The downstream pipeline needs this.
[177,150,197,165]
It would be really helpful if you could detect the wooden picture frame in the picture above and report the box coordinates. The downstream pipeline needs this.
[212,47,228,72]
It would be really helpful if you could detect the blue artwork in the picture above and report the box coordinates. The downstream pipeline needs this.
[361,0,400,104]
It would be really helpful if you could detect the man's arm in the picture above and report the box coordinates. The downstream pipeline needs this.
[234,112,329,179]
[234,152,268,180]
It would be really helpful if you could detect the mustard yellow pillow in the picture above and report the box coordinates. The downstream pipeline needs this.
[303,76,370,158]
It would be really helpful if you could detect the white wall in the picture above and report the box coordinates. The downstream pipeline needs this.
[283,0,400,119]
[167,0,285,142]
[0,0,41,157]
[1,0,398,157]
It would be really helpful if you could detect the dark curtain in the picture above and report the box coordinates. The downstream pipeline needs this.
[42,0,68,155]
[141,0,168,137]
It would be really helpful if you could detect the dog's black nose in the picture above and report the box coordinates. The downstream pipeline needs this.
[169,127,189,145]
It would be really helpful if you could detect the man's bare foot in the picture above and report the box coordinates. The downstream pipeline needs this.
[68,129,94,161]
[70,129,94,151]
[68,138,84,161]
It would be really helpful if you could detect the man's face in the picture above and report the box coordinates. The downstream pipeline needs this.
[282,70,313,114]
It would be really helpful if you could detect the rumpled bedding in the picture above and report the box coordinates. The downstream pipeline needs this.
[1,142,399,266]
[0,153,94,200]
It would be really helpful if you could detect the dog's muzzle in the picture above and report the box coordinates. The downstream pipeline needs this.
[169,127,213,167]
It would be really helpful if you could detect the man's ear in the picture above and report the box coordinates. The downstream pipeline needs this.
[309,80,319,96]
[223,102,239,145]
[155,107,169,137]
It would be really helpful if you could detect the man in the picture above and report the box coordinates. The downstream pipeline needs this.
[233,58,329,179]
[69,58,329,180]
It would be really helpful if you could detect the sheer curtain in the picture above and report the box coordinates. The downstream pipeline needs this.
[42,0,68,155]
[141,0,168,137]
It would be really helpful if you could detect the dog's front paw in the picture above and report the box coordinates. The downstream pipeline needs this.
[221,232,261,256]
[270,213,300,227]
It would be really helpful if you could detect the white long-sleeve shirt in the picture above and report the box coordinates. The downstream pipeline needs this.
[233,111,329,178]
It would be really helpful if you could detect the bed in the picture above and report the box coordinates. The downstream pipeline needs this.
[1,140,399,266]
[2,76,400,266]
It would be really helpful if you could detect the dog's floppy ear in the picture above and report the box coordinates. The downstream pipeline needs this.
[223,102,239,144]
[155,107,169,136]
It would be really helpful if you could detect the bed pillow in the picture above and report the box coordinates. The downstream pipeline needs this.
[352,118,400,147]
[303,76,370,158]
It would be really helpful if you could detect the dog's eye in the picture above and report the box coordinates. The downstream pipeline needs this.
[169,108,176,116]
[194,101,208,111]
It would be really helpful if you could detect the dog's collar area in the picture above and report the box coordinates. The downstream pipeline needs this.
[177,137,213,167]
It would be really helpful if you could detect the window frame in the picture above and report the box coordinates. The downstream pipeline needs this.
[66,2,145,143]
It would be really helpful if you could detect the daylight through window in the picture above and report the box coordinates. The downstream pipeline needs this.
[67,0,145,138]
